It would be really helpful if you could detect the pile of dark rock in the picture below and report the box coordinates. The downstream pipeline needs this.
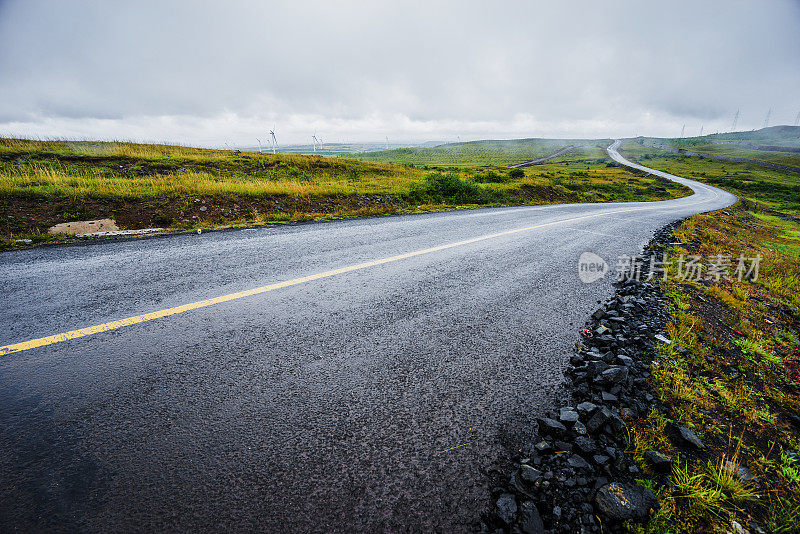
[483,222,696,533]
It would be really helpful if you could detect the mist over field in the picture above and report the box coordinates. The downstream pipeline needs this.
[0,0,798,146]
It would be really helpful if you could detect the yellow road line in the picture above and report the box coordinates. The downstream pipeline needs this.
[0,188,721,357]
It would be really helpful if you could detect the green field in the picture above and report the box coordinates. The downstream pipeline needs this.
[0,137,690,248]
[697,125,800,148]
[353,138,610,167]
[640,126,800,168]
[620,140,800,213]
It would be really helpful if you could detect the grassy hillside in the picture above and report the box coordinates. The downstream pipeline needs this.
[352,138,610,167]
[621,140,800,214]
[700,125,800,148]
[0,137,690,248]
[642,126,800,168]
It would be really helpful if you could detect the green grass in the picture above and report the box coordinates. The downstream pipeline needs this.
[635,125,800,169]
[673,126,800,148]
[0,137,425,199]
[618,127,800,532]
[626,208,800,532]
[621,140,800,213]
[0,137,692,248]
[353,138,611,167]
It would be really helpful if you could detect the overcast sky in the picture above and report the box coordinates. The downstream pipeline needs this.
[1,0,798,147]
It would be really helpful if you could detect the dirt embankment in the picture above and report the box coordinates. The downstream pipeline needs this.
[0,194,403,237]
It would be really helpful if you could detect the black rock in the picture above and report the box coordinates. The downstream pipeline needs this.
[597,334,616,345]
[509,470,535,500]
[601,351,616,363]
[616,355,634,366]
[559,408,579,426]
[521,465,542,485]
[577,401,598,414]
[519,501,545,534]
[724,460,758,483]
[496,493,517,524]
[593,454,611,466]
[608,412,627,432]
[600,366,629,385]
[534,441,553,454]
[594,482,657,522]
[572,421,588,437]
[601,391,618,403]
[645,451,673,473]
[538,417,567,436]
[668,423,704,449]
[587,360,609,377]
[568,454,592,471]
[586,407,612,433]
[574,436,597,455]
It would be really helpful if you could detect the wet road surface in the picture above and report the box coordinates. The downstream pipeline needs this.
[0,143,736,531]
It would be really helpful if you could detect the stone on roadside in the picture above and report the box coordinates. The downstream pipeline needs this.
[537,417,567,436]
[572,421,588,436]
[568,454,592,471]
[645,451,673,473]
[724,461,757,483]
[601,391,618,403]
[518,501,544,534]
[617,355,634,366]
[559,408,579,426]
[669,423,704,449]
[594,482,657,522]
[496,493,517,524]
[520,465,542,485]
[586,407,612,433]
[600,366,628,385]
[654,334,672,345]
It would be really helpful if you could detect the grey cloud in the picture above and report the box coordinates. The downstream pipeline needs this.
[0,0,798,144]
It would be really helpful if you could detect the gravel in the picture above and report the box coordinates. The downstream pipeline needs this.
[481,221,688,533]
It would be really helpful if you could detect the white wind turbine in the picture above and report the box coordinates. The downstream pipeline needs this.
[312,130,319,153]
[256,138,262,154]
[269,126,277,154]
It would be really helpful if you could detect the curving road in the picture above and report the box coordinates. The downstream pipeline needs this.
[0,142,736,532]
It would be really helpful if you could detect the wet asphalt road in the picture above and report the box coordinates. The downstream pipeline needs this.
[0,144,736,532]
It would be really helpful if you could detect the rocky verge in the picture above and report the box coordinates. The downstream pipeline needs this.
[482,221,697,533]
